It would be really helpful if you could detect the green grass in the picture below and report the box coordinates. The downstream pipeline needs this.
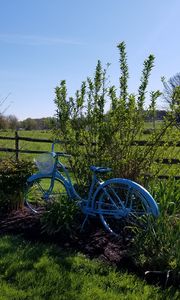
[0,235,179,300]
[0,130,54,160]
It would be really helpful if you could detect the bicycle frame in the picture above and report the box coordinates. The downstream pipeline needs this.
[51,141,125,215]
[54,158,109,215]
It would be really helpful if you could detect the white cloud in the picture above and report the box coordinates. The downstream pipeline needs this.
[0,33,84,46]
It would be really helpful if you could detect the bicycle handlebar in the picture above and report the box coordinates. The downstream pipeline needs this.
[55,152,71,158]
[51,141,71,158]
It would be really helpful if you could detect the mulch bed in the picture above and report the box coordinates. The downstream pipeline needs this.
[0,208,179,289]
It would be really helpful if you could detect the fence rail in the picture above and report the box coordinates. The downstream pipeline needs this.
[0,131,180,179]
[0,131,56,160]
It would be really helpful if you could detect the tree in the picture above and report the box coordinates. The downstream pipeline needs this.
[7,115,19,130]
[162,73,180,106]
[162,73,180,126]
[21,118,38,130]
[0,115,8,129]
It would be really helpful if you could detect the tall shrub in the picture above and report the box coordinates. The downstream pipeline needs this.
[53,42,177,185]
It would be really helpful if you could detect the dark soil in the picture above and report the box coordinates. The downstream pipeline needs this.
[0,208,179,289]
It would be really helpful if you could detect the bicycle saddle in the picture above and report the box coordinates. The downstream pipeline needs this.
[90,166,112,173]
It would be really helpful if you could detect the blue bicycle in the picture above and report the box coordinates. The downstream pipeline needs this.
[25,141,159,236]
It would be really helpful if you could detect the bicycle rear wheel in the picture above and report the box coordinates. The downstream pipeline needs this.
[98,179,159,236]
[24,177,68,213]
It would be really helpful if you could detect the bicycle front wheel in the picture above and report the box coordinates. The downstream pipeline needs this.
[98,179,159,236]
[25,177,68,213]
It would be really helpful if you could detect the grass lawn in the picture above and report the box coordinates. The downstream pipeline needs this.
[0,235,179,300]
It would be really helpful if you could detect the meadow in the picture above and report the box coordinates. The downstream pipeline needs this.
[0,130,54,160]
[0,129,179,178]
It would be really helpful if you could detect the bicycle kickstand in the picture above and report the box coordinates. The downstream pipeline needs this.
[80,215,89,232]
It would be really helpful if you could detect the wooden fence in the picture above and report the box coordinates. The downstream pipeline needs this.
[0,131,55,160]
[0,131,180,179]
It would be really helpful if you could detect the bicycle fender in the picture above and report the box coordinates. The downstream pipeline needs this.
[92,178,159,217]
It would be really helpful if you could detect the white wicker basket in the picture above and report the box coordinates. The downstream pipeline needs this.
[35,153,55,174]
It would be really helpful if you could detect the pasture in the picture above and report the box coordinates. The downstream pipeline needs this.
[0,129,179,179]
[0,130,54,160]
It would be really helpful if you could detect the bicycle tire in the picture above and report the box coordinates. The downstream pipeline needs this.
[98,179,159,236]
[24,176,68,213]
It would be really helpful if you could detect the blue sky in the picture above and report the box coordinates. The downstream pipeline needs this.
[0,0,180,120]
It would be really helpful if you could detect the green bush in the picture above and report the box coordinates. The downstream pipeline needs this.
[131,179,180,271]
[53,42,178,185]
[0,159,34,215]
[40,196,82,237]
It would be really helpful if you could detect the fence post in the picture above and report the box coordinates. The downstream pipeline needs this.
[15,130,19,161]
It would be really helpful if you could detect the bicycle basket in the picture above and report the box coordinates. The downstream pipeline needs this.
[35,153,55,174]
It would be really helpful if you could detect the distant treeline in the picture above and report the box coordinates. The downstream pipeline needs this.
[0,110,168,130]
[0,116,56,130]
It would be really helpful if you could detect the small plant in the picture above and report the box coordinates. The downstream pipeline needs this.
[0,159,34,215]
[40,196,82,237]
